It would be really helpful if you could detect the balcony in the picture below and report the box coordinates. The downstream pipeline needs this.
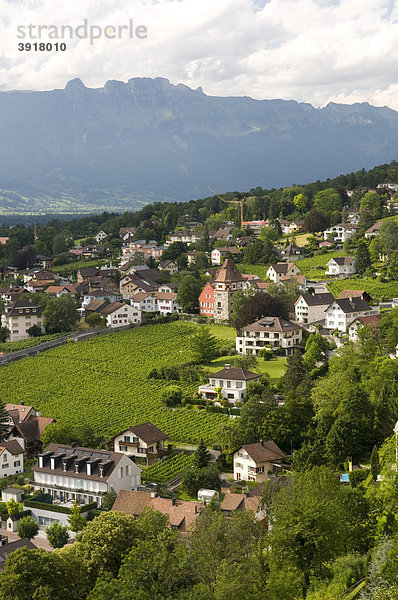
[33,481,106,496]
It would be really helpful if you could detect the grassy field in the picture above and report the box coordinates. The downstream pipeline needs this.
[206,355,287,382]
[327,278,398,301]
[52,258,108,276]
[207,324,236,342]
[0,322,227,445]
[296,251,348,280]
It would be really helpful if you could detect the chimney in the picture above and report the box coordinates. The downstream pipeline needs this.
[171,498,176,506]
[225,364,231,369]
[20,401,24,406]
[151,491,157,498]
[260,440,264,447]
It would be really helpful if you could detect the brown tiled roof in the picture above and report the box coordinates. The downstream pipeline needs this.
[237,440,285,464]
[332,297,371,313]
[131,292,152,302]
[11,417,55,445]
[153,292,177,301]
[129,423,168,444]
[221,493,245,511]
[211,366,261,381]
[6,299,43,317]
[78,267,99,277]
[45,285,77,294]
[113,490,203,529]
[99,302,125,315]
[351,314,381,327]
[213,259,244,284]
[85,299,109,312]
[365,221,384,234]
[5,404,35,422]
[337,289,371,300]
[241,317,301,333]
[0,440,24,455]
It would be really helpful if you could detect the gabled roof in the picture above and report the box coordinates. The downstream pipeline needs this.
[119,422,168,444]
[350,314,381,328]
[44,285,76,294]
[78,267,99,277]
[296,293,335,307]
[240,317,301,333]
[328,297,371,314]
[268,262,296,274]
[213,246,241,255]
[0,440,24,455]
[0,539,37,572]
[236,440,285,464]
[338,289,372,301]
[5,404,35,422]
[113,490,203,528]
[213,259,244,284]
[11,416,55,444]
[99,302,127,315]
[211,366,261,381]
[153,292,177,301]
[5,299,42,317]
[327,256,355,266]
[131,292,153,302]
[365,220,384,234]
[85,299,108,312]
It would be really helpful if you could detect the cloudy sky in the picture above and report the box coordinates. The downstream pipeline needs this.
[1,0,398,109]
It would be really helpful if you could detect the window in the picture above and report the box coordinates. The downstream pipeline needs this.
[123,435,130,442]
[3,453,7,463]
[14,461,21,467]
[119,444,128,452]
[125,465,130,476]
[75,464,79,473]
[119,466,124,478]
[138,448,147,454]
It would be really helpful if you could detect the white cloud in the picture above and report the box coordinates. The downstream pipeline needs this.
[0,0,397,109]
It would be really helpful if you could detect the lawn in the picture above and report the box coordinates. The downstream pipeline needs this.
[0,322,227,445]
[206,324,236,342]
[205,355,287,382]
[296,251,348,280]
[327,278,398,301]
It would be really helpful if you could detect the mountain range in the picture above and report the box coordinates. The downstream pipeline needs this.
[1,77,398,214]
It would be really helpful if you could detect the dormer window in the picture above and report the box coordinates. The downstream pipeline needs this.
[74,463,79,474]
[99,466,104,477]
[62,461,67,472]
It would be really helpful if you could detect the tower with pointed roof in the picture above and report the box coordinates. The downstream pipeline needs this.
[213,258,245,322]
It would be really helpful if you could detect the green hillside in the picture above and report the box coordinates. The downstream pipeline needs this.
[0,322,227,445]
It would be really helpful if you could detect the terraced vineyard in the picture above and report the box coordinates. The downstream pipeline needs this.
[141,452,194,484]
[0,322,227,445]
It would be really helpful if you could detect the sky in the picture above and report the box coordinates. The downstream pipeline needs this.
[1,0,398,109]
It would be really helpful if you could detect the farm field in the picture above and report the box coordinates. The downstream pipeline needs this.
[52,258,108,276]
[141,451,194,484]
[296,251,348,280]
[206,355,288,382]
[0,333,65,354]
[0,322,227,445]
[327,278,398,301]
[206,324,236,342]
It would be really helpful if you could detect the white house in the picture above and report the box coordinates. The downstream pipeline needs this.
[294,292,335,324]
[266,262,301,284]
[99,302,142,328]
[107,423,168,466]
[236,317,302,355]
[0,441,24,478]
[325,257,356,278]
[166,231,198,246]
[233,441,285,483]
[153,292,181,315]
[198,365,261,404]
[348,314,381,342]
[33,443,141,507]
[325,297,380,332]
[323,223,358,242]
[365,221,384,238]
[44,285,77,298]
[211,247,241,265]
[95,230,108,244]
[1,298,44,342]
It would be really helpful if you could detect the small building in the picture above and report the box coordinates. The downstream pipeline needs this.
[236,317,303,355]
[44,285,77,297]
[1,298,44,342]
[365,220,384,238]
[1,486,24,503]
[348,314,382,342]
[279,243,306,262]
[197,489,219,504]
[233,441,285,482]
[95,230,108,244]
[113,490,203,532]
[85,301,141,328]
[294,292,335,324]
[0,441,24,478]
[158,260,178,275]
[211,247,241,265]
[325,257,356,278]
[107,423,168,466]
[198,364,261,404]
[220,493,261,518]
[266,262,301,284]
[323,223,358,242]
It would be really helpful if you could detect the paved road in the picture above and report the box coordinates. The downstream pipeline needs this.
[1,524,53,551]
